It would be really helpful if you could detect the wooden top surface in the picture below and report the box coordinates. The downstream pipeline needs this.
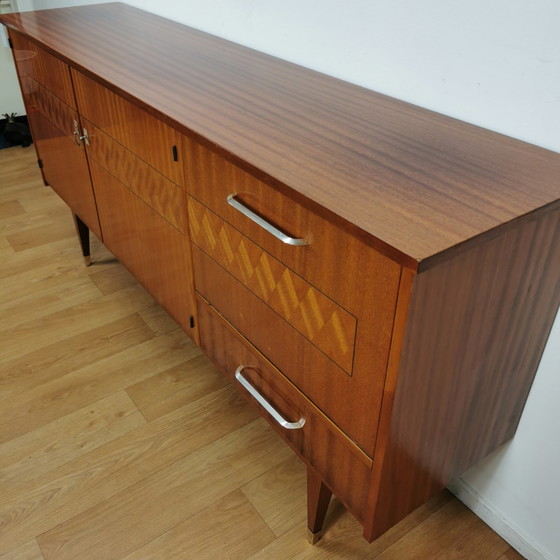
[2,2,559,267]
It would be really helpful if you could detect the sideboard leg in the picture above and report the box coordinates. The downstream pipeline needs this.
[72,213,91,266]
[307,465,332,544]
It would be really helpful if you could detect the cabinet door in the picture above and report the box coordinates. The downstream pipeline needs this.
[89,159,197,340]
[11,31,101,239]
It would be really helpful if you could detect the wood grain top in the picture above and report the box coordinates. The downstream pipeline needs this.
[2,3,559,267]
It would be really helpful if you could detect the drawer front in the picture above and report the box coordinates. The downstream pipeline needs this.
[72,69,186,187]
[197,297,371,524]
[20,74,76,139]
[84,119,187,232]
[186,140,402,316]
[193,245,387,455]
[91,160,197,339]
[11,31,76,108]
[189,198,356,373]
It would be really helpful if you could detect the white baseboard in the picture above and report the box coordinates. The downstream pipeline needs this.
[447,479,551,560]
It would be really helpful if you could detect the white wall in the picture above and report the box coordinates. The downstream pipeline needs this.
[0,37,25,116]
[31,0,560,154]
[453,316,560,559]
[0,0,34,117]
[10,1,560,557]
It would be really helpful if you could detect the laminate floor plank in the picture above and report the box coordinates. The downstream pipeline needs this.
[0,539,45,560]
[373,500,507,560]
[0,239,80,280]
[0,273,102,331]
[0,390,145,493]
[0,145,530,559]
[0,387,257,555]
[137,303,182,335]
[241,453,308,537]
[430,516,511,559]
[0,173,43,198]
[0,258,92,305]
[0,199,25,220]
[0,159,37,183]
[88,262,137,295]
[6,216,76,252]
[37,419,291,560]
[0,236,15,258]
[245,488,454,560]
[501,547,526,559]
[0,313,155,402]
[126,353,228,421]
[0,150,39,171]
[0,179,46,201]
[0,328,197,445]
[0,203,69,238]
[122,490,275,560]
[0,284,156,362]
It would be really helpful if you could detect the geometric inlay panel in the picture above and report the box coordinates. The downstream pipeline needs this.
[86,123,187,232]
[21,73,76,139]
[189,197,356,373]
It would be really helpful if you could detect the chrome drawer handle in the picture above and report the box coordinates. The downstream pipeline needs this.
[235,366,306,429]
[227,193,309,246]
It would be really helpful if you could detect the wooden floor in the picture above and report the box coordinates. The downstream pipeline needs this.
[0,144,526,560]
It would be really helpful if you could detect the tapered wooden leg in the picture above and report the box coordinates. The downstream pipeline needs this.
[39,167,49,187]
[72,213,91,266]
[307,465,332,544]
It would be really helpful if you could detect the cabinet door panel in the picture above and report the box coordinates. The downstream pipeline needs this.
[21,77,101,239]
[9,32,101,238]
[29,112,102,239]
[90,160,197,340]
[11,30,76,108]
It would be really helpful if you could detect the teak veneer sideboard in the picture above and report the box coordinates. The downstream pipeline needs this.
[2,2,560,544]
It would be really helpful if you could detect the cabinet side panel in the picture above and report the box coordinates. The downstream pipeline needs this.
[366,206,560,540]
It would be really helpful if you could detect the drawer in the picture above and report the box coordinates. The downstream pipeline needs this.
[193,244,388,456]
[197,296,372,524]
[189,197,356,373]
[20,74,77,145]
[186,140,402,316]
[84,118,187,232]
[10,31,76,108]
[72,69,186,187]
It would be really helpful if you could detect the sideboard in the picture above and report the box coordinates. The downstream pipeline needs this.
[2,2,559,544]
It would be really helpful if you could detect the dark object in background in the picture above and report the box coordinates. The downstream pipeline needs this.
[1,113,33,148]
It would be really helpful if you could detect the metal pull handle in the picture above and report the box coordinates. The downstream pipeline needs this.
[227,193,309,246]
[235,366,305,429]
[72,120,81,146]
[79,128,90,146]
[72,121,90,146]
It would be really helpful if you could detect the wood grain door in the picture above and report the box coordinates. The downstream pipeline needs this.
[10,31,101,239]
[89,159,198,341]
